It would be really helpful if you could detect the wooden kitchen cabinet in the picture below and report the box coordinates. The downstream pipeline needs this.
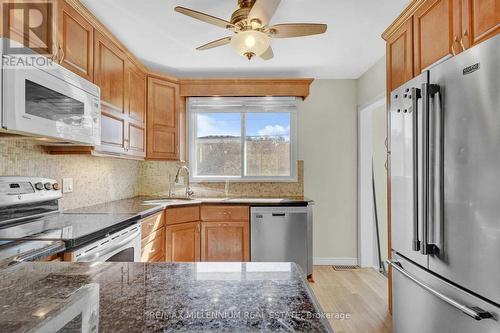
[201,205,249,222]
[93,30,127,154]
[200,205,250,262]
[165,206,200,225]
[386,17,414,92]
[147,76,180,160]
[125,59,146,158]
[141,212,165,262]
[165,221,201,262]
[57,0,94,81]
[414,0,455,74]
[460,0,500,49]
[200,221,250,262]
[94,30,147,158]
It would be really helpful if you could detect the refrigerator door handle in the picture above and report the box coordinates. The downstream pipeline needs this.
[420,83,440,255]
[411,87,422,252]
[387,259,493,321]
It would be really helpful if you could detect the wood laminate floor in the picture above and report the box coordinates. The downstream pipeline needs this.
[310,266,392,333]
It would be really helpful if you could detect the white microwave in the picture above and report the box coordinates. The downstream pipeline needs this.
[0,38,101,145]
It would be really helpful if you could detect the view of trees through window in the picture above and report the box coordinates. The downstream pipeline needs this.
[194,112,292,178]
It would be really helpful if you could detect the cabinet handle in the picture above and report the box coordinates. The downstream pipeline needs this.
[461,29,469,50]
[58,46,65,64]
[51,43,59,61]
[451,36,458,56]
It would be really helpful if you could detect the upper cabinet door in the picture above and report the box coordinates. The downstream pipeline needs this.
[94,31,126,153]
[125,59,146,158]
[414,0,455,74]
[94,31,126,114]
[461,0,500,48]
[387,18,414,92]
[58,1,94,81]
[147,77,180,160]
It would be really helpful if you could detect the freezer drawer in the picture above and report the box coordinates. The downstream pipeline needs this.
[250,206,312,276]
[391,253,500,333]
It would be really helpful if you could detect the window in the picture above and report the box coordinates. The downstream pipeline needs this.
[188,97,298,182]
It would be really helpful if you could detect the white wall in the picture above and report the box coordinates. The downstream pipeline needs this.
[357,57,386,107]
[298,80,359,264]
[298,58,387,266]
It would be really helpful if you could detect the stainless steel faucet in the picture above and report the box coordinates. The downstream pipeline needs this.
[174,165,194,199]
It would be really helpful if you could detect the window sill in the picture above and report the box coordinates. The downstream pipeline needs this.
[190,176,298,183]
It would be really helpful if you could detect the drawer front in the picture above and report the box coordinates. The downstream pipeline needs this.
[141,226,164,248]
[201,205,249,222]
[165,205,200,225]
[141,212,165,237]
[141,228,165,262]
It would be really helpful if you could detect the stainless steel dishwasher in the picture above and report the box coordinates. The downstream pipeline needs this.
[251,206,313,278]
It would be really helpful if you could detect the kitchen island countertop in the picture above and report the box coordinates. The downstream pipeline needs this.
[0,261,332,332]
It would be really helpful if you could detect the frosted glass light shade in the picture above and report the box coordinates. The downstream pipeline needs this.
[230,30,270,59]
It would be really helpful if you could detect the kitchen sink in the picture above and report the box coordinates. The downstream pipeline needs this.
[142,197,197,205]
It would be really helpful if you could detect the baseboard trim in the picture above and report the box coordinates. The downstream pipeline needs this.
[313,257,358,266]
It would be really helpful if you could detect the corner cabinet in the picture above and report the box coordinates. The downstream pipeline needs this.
[165,222,201,262]
[147,76,180,160]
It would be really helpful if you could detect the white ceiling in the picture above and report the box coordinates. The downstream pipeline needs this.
[81,0,410,79]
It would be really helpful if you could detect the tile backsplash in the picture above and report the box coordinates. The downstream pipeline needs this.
[138,160,304,198]
[0,138,140,210]
[1,138,305,210]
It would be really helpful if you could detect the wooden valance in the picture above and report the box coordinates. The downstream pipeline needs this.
[179,78,314,99]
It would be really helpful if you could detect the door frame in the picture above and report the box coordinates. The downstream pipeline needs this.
[357,96,386,268]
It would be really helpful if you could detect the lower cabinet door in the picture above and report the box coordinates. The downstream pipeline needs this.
[201,221,250,262]
[165,222,200,262]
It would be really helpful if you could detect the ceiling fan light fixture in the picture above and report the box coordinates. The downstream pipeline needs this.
[230,30,270,59]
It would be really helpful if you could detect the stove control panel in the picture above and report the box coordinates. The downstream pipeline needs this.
[0,177,62,208]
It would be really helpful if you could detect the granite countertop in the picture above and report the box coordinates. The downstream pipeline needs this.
[0,262,333,332]
[66,196,314,217]
[0,195,313,254]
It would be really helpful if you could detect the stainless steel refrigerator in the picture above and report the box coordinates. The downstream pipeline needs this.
[388,35,500,332]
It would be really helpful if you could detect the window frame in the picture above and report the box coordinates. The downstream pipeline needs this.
[187,97,298,183]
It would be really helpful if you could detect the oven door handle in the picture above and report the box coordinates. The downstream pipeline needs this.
[76,228,140,262]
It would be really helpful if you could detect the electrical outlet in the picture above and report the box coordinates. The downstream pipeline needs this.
[62,178,73,193]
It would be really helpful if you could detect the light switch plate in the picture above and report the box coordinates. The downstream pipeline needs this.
[62,178,73,193]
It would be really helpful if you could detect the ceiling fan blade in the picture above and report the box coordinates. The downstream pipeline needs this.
[269,23,327,38]
[175,6,234,30]
[248,0,281,27]
[260,46,274,60]
[196,37,232,51]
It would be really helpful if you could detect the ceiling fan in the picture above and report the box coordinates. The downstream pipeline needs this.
[174,0,328,60]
